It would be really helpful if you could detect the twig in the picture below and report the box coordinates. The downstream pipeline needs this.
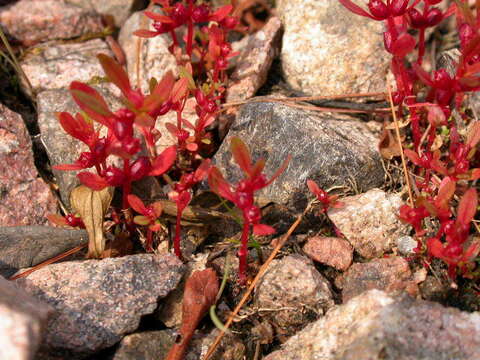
[387,83,414,207]
[9,243,87,281]
[203,202,312,360]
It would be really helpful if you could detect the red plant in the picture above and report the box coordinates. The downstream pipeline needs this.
[307,180,343,213]
[208,137,290,283]
[340,0,480,279]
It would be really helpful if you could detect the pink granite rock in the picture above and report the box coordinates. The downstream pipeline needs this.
[303,236,353,271]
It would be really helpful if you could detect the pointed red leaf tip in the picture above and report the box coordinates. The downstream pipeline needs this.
[435,177,456,210]
[144,71,175,111]
[456,188,478,226]
[307,179,322,197]
[144,11,174,23]
[338,0,378,19]
[266,154,291,186]
[170,78,189,103]
[210,4,233,21]
[208,166,235,202]
[77,172,109,191]
[149,145,176,176]
[97,54,131,97]
[70,82,113,126]
[133,29,159,38]
[53,162,87,171]
[194,159,211,181]
[57,112,94,145]
[253,223,276,236]
[127,194,149,215]
[230,137,253,175]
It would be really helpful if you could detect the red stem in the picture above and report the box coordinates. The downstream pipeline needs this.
[417,29,426,65]
[238,221,250,284]
[174,209,183,258]
[146,228,153,252]
[122,159,131,210]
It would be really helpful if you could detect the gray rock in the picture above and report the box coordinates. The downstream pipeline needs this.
[0,0,103,46]
[213,101,384,211]
[276,0,389,96]
[327,189,409,258]
[67,0,147,27]
[16,253,184,358]
[396,235,418,256]
[113,328,245,360]
[37,86,121,208]
[336,257,419,303]
[20,39,114,97]
[0,276,52,360]
[118,10,177,94]
[265,290,480,360]
[0,226,87,278]
[255,254,334,338]
[226,16,282,102]
[0,104,57,226]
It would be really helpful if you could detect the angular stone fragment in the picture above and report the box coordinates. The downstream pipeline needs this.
[265,290,480,360]
[0,226,87,278]
[0,276,52,360]
[328,189,409,258]
[276,0,389,96]
[227,16,282,102]
[0,104,57,226]
[16,254,184,358]
[67,0,147,26]
[303,236,353,271]
[255,255,334,337]
[0,0,103,46]
[337,257,419,302]
[213,101,384,211]
[37,86,121,208]
[119,10,177,94]
[20,39,114,97]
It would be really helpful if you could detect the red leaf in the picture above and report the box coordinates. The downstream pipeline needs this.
[70,82,113,126]
[77,172,109,191]
[127,194,149,215]
[253,223,276,236]
[149,145,176,176]
[194,159,211,182]
[53,162,88,171]
[97,54,131,97]
[46,214,69,227]
[266,155,291,186]
[133,29,159,38]
[210,4,233,21]
[391,33,416,58]
[338,0,378,19]
[144,11,174,23]
[208,166,235,202]
[170,78,189,103]
[435,177,456,210]
[230,137,252,175]
[144,71,175,111]
[456,188,478,226]
[404,149,423,166]
[250,158,266,178]
[57,112,94,145]
[427,237,446,259]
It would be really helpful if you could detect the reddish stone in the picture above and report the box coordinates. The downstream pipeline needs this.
[0,104,57,226]
[0,0,103,46]
[337,256,419,303]
[303,236,353,271]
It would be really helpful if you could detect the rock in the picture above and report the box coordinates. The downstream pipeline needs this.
[20,39,114,97]
[327,189,408,258]
[118,10,177,94]
[113,328,245,360]
[395,235,418,256]
[337,257,419,303]
[0,276,52,360]
[226,16,282,102]
[303,236,353,271]
[0,104,57,226]
[212,101,384,211]
[67,0,147,27]
[255,254,334,337]
[264,290,480,360]
[0,226,87,278]
[0,0,103,46]
[155,253,208,328]
[276,0,389,96]
[37,86,121,208]
[15,253,184,358]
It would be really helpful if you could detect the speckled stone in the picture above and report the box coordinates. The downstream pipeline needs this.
[0,104,57,226]
[265,290,480,360]
[327,189,409,258]
[255,255,333,337]
[0,276,53,360]
[212,101,384,211]
[303,236,353,271]
[20,39,113,97]
[0,0,103,46]
[276,0,389,96]
[66,0,147,26]
[16,253,184,358]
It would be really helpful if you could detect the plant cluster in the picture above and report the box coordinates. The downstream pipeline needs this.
[50,0,288,282]
[340,0,480,279]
